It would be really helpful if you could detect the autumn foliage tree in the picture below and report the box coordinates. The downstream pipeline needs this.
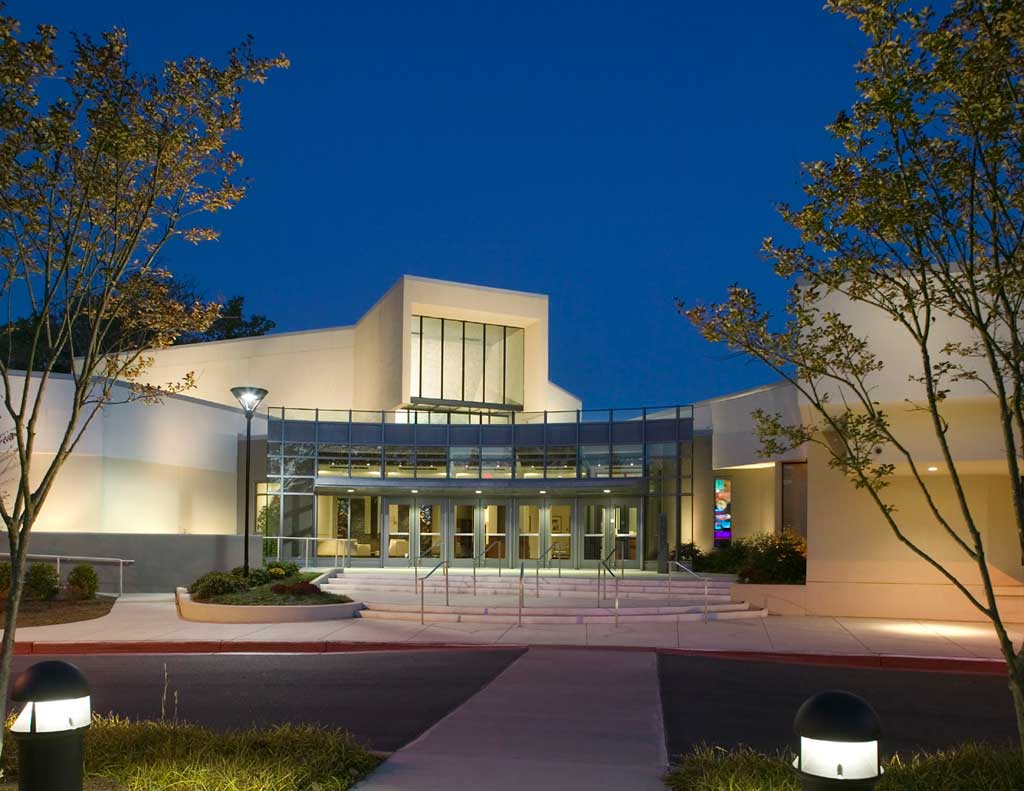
[0,11,287,753]
[685,0,1024,749]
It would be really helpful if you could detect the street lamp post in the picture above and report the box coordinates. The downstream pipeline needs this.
[231,386,269,577]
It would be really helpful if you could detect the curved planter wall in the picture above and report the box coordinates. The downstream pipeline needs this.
[176,588,364,623]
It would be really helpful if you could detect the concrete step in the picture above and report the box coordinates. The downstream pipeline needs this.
[357,602,766,624]
[324,575,730,592]
[364,601,752,616]
[322,584,731,601]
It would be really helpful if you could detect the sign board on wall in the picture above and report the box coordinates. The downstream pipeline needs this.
[714,477,732,547]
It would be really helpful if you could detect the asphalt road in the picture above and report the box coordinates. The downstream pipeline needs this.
[6,650,1017,760]
[659,654,1018,758]
[9,649,525,752]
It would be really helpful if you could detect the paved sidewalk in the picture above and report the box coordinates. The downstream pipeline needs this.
[6,598,1018,665]
[353,648,667,791]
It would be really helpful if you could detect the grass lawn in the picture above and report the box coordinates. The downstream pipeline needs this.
[0,597,114,628]
[1,716,381,791]
[203,574,352,606]
[665,744,1024,791]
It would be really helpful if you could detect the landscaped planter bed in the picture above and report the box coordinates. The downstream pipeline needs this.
[176,588,364,623]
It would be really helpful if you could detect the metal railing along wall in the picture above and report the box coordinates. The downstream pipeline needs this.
[534,543,561,597]
[0,553,135,597]
[669,560,710,623]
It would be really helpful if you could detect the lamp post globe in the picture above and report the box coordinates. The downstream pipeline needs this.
[10,660,91,791]
[793,690,882,790]
[230,386,268,577]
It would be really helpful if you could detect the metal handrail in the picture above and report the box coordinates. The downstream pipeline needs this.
[534,543,560,597]
[598,544,619,604]
[669,560,710,623]
[418,558,449,623]
[600,560,620,627]
[472,539,505,595]
[0,553,135,597]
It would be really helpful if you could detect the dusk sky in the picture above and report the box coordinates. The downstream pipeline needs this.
[16,1,866,409]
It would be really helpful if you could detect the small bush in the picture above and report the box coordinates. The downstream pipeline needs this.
[24,563,59,601]
[676,543,703,563]
[191,572,248,601]
[230,567,272,587]
[67,564,99,599]
[265,560,300,576]
[737,531,806,584]
[262,536,277,558]
[271,580,320,596]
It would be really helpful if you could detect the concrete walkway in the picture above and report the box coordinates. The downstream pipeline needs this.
[6,598,1018,664]
[353,648,667,791]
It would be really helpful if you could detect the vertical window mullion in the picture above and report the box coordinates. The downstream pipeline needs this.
[440,319,445,400]
[462,320,466,402]
[502,325,507,406]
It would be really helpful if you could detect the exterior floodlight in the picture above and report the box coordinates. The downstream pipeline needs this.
[230,386,268,415]
[10,660,91,791]
[231,386,269,576]
[793,690,882,790]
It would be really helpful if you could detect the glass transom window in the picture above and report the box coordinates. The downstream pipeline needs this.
[410,316,525,407]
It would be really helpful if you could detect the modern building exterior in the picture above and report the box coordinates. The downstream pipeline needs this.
[7,275,1021,620]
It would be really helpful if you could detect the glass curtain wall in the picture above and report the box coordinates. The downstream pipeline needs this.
[410,315,525,406]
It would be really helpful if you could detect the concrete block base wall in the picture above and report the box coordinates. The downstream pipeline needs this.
[20,533,264,594]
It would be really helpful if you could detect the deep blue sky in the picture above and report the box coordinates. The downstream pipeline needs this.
[16,1,866,408]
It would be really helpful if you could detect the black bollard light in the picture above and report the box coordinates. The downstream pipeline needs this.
[792,690,882,790]
[9,660,91,791]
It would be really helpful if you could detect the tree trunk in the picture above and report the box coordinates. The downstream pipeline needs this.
[0,532,31,766]
[1009,654,1024,756]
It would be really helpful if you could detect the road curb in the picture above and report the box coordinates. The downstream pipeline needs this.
[12,640,1007,674]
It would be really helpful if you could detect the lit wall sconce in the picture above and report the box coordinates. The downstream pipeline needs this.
[10,660,91,791]
[793,690,882,790]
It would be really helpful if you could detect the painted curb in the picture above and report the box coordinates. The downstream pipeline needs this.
[10,640,1007,674]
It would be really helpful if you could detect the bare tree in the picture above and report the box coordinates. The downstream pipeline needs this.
[0,12,287,756]
[685,0,1024,749]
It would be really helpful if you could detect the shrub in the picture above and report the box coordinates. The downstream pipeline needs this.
[67,564,99,600]
[271,581,320,597]
[24,563,59,601]
[191,572,248,601]
[230,567,272,587]
[737,531,807,585]
[262,536,277,558]
[691,532,807,584]
[267,566,287,579]
[265,560,300,576]
[693,541,751,575]
[676,543,703,563]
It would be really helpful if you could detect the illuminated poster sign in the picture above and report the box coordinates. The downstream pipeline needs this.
[714,477,732,546]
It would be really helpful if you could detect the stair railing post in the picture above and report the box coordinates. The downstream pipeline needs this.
[445,560,450,607]
[421,574,426,625]
[118,560,124,597]
[473,559,477,597]
[518,562,524,627]
[535,558,540,598]
[703,578,709,624]
[56,557,60,582]
[615,569,620,628]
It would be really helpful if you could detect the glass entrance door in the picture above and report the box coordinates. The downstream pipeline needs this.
[517,502,542,563]
[582,503,610,567]
[608,501,641,568]
[449,501,477,565]
[482,502,508,568]
[385,500,412,564]
[548,501,573,567]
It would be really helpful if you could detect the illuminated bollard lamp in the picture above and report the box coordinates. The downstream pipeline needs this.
[9,660,91,791]
[793,690,882,790]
